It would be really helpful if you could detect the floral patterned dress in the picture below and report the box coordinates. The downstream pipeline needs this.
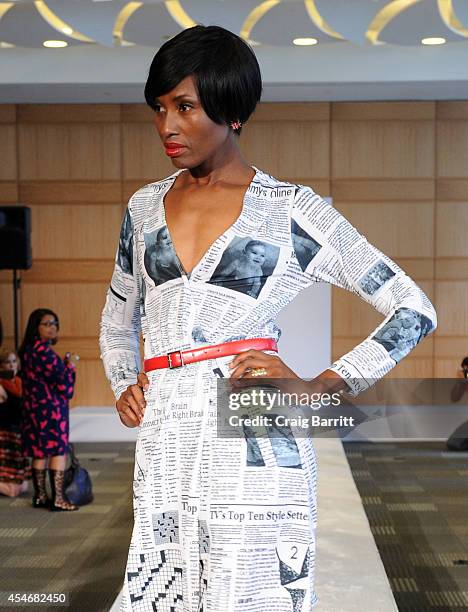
[20,339,75,458]
[0,376,31,484]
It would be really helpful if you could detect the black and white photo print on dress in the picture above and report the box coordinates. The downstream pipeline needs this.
[291,219,322,273]
[143,226,181,286]
[117,209,134,275]
[358,259,396,296]
[372,307,434,363]
[208,236,279,299]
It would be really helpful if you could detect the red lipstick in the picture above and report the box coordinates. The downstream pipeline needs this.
[164,143,186,157]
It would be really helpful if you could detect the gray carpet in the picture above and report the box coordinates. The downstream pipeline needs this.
[344,441,468,612]
[3,440,467,611]
[0,442,135,612]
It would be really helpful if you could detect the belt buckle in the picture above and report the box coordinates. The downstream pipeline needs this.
[167,350,184,369]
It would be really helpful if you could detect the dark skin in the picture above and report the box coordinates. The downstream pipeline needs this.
[116,75,349,428]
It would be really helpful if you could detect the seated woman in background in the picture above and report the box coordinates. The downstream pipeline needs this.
[19,309,79,512]
[0,349,30,498]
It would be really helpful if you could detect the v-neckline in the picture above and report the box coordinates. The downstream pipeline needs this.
[160,166,259,279]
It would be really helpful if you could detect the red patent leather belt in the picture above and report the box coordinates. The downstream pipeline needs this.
[144,338,278,372]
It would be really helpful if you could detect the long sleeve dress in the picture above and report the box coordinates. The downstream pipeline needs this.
[99,167,437,612]
[21,339,75,458]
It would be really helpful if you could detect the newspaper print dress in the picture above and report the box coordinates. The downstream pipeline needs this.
[100,167,437,612]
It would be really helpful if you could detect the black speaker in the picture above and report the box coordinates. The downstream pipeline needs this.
[0,206,32,270]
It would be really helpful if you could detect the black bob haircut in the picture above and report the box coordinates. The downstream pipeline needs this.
[144,25,262,135]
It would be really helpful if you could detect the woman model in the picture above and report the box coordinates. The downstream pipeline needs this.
[0,349,30,497]
[19,309,78,511]
[100,25,437,611]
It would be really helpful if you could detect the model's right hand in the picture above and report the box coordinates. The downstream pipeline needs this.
[116,372,150,427]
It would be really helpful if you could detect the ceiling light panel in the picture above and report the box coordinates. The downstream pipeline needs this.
[44,0,129,46]
[0,2,85,47]
[43,39,68,47]
[376,0,465,45]
[421,35,446,43]
[314,0,389,45]
[303,0,342,39]
[293,37,318,45]
[164,1,196,29]
[35,1,94,42]
[113,1,143,45]
[121,2,185,47]
[240,0,281,41]
[176,0,260,37]
[438,0,468,37]
[249,0,343,46]
[2,0,468,50]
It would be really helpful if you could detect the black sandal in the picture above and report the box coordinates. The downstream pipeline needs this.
[31,467,50,509]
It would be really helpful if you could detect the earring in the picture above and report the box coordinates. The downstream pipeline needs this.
[230,120,242,131]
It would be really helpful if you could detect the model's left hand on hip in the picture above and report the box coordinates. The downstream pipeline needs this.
[228,349,299,384]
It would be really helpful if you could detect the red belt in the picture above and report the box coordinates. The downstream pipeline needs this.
[144,338,278,372]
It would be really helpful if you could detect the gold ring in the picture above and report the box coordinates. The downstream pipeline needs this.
[250,367,268,377]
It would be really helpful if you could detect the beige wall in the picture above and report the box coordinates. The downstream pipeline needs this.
[0,101,465,406]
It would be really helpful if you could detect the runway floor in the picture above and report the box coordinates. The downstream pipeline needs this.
[0,443,134,612]
[343,441,468,612]
[1,441,466,611]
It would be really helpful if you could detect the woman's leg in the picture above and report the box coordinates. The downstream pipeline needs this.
[48,454,78,512]
[0,482,22,497]
[31,457,49,508]
[48,454,65,470]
